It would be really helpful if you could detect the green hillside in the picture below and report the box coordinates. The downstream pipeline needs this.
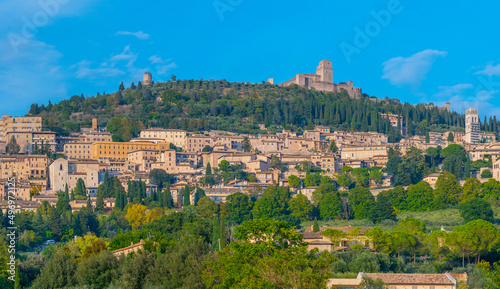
[28,79,496,141]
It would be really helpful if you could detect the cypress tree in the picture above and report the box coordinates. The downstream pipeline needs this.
[313,218,320,232]
[96,187,104,212]
[115,192,122,211]
[183,185,191,207]
[464,159,472,180]
[158,190,164,207]
[212,214,221,250]
[220,217,226,250]
[64,184,70,202]
[86,197,93,213]
[206,162,212,176]
[164,186,174,208]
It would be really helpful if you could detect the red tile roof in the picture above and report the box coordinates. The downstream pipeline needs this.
[362,273,455,285]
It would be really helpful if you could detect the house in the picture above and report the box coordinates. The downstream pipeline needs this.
[360,273,457,289]
[296,187,316,203]
[255,171,280,184]
[203,187,243,203]
[113,239,145,257]
[302,226,372,252]
[327,273,457,289]
[423,173,441,188]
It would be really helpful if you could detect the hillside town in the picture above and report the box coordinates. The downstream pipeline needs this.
[0,103,496,215]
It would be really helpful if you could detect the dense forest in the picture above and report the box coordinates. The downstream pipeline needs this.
[27,78,500,140]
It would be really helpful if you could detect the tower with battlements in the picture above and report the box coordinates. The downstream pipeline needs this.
[316,60,333,83]
[465,108,480,144]
[143,72,153,85]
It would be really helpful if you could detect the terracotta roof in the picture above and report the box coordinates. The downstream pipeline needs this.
[112,239,145,254]
[303,232,322,239]
[362,273,455,285]
[307,241,333,245]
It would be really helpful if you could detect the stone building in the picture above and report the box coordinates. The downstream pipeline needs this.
[0,155,49,181]
[113,239,145,257]
[91,141,170,161]
[150,149,178,173]
[128,149,160,171]
[0,115,42,142]
[49,158,99,193]
[139,128,186,148]
[64,142,92,160]
[185,135,213,152]
[493,158,500,181]
[78,132,112,143]
[340,145,387,160]
[143,72,153,85]
[465,108,480,144]
[279,60,362,98]
[0,115,58,153]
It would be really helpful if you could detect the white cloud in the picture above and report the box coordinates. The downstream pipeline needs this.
[149,55,163,64]
[72,60,125,79]
[475,63,500,76]
[157,63,177,74]
[434,83,474,98]
[148,55,177,74]
[73,45,138,79]
[382,49,447,88]
[115,31,151,40]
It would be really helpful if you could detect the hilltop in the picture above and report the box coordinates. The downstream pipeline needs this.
[27,79,479,141]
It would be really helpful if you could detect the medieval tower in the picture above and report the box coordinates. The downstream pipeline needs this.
[143,72,153,85]
[465,108,480,144]
[316,60,333,82]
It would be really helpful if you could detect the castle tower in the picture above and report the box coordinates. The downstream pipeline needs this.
[445,102,451,112]
[465,108,480,144]
[92,118,97,132]
[143,72,153,85]
[316,60,333,83]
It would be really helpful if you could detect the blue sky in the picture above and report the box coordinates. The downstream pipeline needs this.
[2,0,500,118]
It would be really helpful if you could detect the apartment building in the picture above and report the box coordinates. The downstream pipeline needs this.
[468,143,500,161]
[78,132,113,143]
[250,138,283,153]
[341,145,387,160]
[0,115,58,153]
[55,136,79,152]
[185,135,213,152]
[91,141,170,161]
[0,155,49,181]
[140,128,187,148]
[212,135,244,151]
[314,125,331,133]
[127,149,160,171]
[150,149,178,173]
[319,156,336,171]
[64,142,92,159]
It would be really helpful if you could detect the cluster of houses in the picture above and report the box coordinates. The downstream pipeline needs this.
[0,109,499,214]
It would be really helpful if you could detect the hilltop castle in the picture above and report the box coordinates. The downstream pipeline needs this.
[271,60,362,98]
